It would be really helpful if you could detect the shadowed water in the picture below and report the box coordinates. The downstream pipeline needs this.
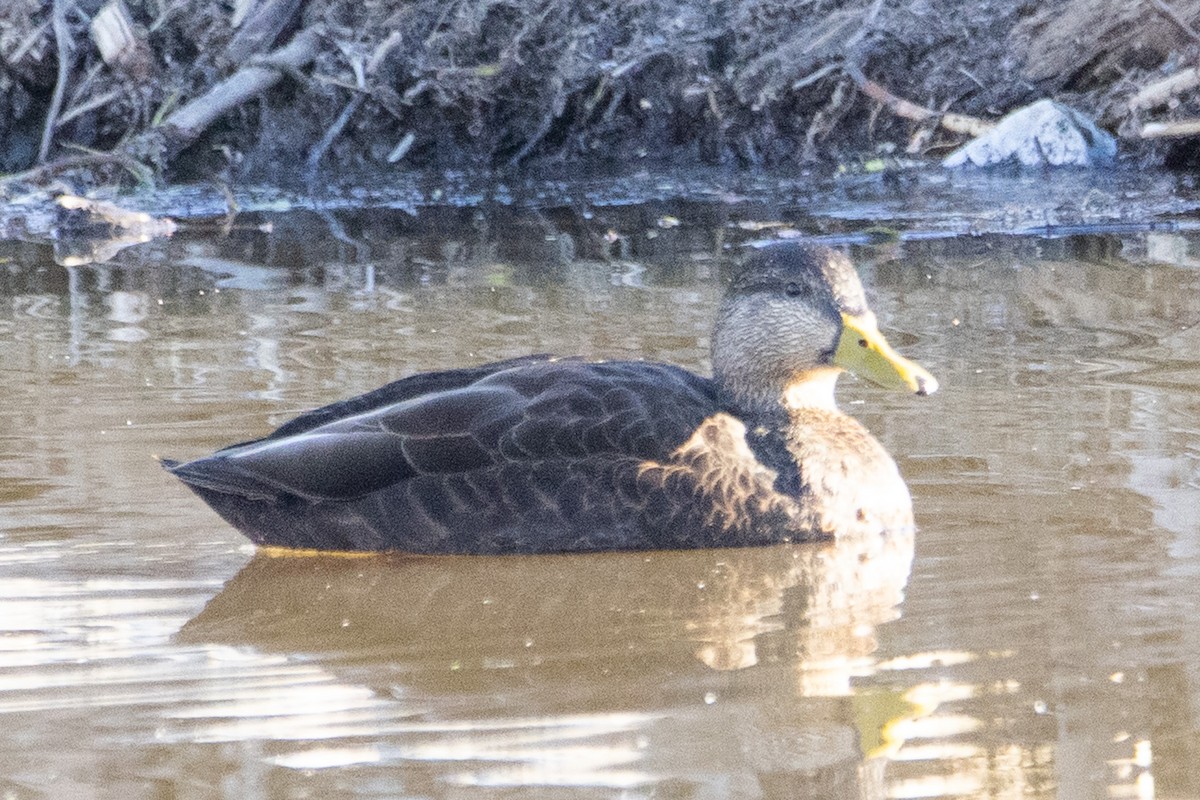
[1,202,1198,799]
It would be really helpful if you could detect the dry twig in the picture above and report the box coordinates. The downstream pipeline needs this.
[306,93,366,181]
[10,20,51,64]
[59,89,123,125]
[38,0,75,164]
[0,151,151,188]
[802,78,851,161]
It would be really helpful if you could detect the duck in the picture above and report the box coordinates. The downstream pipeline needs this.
[164,242,937,555]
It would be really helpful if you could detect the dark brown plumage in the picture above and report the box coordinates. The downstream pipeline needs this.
[165,242,936,554]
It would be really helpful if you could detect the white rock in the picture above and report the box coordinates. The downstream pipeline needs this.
[943,99,1117,168]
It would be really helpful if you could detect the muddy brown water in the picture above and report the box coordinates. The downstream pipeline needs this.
[1,202,1198,799]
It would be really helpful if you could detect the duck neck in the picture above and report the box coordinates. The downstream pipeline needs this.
[782,368,842,413]
[716,367,842,424]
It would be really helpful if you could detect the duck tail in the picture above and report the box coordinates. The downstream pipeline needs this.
[163,456,283,502]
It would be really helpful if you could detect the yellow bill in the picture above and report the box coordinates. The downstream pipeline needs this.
[833,312,938,395]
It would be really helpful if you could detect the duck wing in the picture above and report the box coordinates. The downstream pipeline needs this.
[261,353,559,441]
[166,358,719,507]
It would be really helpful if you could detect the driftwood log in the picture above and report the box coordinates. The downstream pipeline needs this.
[160,26,323,155]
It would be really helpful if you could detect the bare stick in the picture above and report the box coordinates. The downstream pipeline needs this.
[1129,66,1200,110]
[11,20,51,64]
[306,93,365,181]
[508,108,557,167]
[38,0,74,164]
[59,88,122,125]
[1140,118,1200,137]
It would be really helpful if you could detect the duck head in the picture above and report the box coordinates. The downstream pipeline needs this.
[712,244,937,412]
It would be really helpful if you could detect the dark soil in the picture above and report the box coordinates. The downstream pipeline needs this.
[3,0,1200,189]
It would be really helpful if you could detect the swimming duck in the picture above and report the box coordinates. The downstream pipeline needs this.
[165,242,936,554]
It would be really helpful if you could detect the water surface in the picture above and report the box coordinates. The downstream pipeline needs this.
[1,199,1198,798]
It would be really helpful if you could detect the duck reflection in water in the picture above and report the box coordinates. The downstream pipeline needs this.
[165,243,936,554]
[179,531,930,798]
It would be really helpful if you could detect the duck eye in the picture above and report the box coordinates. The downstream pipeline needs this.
[858,338,868,348]
[784,282,803,297]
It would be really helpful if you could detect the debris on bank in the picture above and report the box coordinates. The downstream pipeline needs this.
[3,0,1200,190]
[52,194,177,266]
[942,100,1117,168]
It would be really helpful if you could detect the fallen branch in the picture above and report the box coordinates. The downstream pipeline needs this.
[160,26,322,152]
[847,67,994,137]
[1139,118,1200,137]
